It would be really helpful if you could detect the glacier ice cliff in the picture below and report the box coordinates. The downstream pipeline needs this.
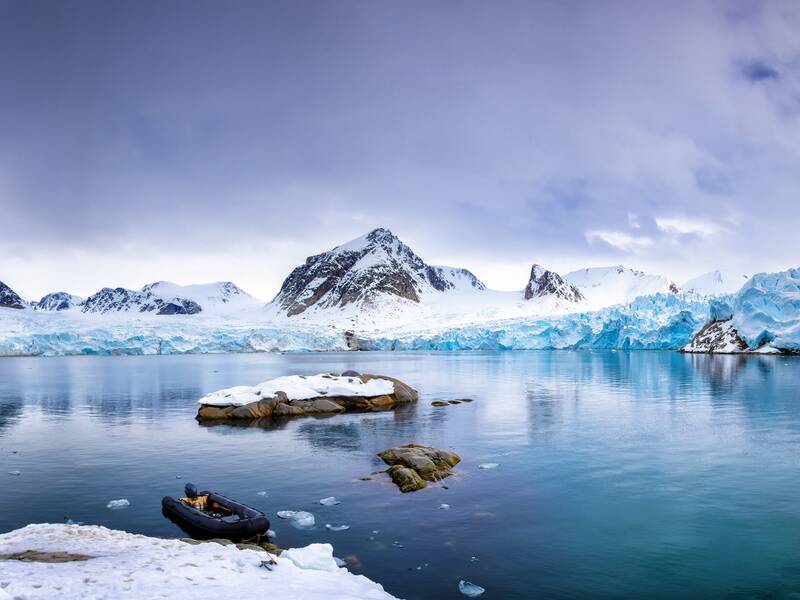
[0,310,344,356]
[362,294,713,351]
[731,268,800,352]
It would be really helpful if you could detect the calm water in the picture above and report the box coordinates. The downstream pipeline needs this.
[2,351,800,599]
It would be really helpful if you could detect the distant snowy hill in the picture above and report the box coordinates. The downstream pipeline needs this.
[34,292,83,311]
[681,270,750,296]
[270,228,486,325]
[81,281,261,316]
[564,266,679,308]
[0,281,26,310]
[524,265,584,303]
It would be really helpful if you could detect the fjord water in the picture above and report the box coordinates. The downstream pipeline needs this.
[1,352,800,599]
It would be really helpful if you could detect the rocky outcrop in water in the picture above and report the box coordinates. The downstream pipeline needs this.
[681,319,748,353]
[377,444,461,492]
[0,281,26,310]
[196,374,418,422]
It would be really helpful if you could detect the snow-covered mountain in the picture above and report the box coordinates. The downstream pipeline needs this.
[681,270,749,296]
[524,265,584,303]
[34,292,83,311]
[564,266,679,308]
[0,281,25,310]
[271,228,486,321]
[81,281,260,316]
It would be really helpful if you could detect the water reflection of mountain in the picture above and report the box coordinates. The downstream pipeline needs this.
[0,395,23,436]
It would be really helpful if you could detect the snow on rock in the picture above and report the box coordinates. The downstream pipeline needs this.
[0,281,26,310]
[732,268,800,352]
[199,374,395,406]
[0,523,397,599]
[524,264,584,304]
[80,281,261,316]
[681,319,747,353]
[34,292,83,311]
[82,286,202,315]
[564,266,680,309]
[681,270,750,296]
[269,227,486,325]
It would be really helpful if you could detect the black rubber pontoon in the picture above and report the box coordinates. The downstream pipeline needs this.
[161,483,270,539]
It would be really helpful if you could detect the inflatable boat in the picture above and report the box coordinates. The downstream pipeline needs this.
[162,483,270,539]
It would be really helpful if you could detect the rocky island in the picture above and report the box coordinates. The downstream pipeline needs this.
[196,372,418,422]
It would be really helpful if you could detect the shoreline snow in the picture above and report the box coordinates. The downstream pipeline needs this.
[0,523,397,600]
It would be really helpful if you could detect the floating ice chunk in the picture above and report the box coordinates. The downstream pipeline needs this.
[438,503,451,510]
[282,543,338,572]
[470,556,480,562]
[8,470,21,476]
[478,463,499,470]
[319,496,341,506]
[257,491,268,496]
[106,499,130,509]
[277,510,315,528]
[175,475,182,479]
[459,580,486,597]
[267,529,276,538]
[325,524,350,532]
[392,540,404,548]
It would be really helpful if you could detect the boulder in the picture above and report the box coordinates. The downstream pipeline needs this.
[196,374,417,422]
[196,405,237,421]
[377,443,461,492]
[359,374,419,403]
[387,466,427,493]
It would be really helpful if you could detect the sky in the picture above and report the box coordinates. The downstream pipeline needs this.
[1,0,799,301]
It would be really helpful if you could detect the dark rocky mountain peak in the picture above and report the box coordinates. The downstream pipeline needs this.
[524,265,584,303]
[0,281,26,309]
[273,228,486,316]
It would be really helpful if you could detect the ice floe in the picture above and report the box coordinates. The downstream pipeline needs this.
[105,499,130,509]
[459,580,486,597]
[277,510,316,528]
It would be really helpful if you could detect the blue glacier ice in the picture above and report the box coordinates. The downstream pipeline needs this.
[367,294,715,351]
[0,309,344,356]
[732,268,800,352]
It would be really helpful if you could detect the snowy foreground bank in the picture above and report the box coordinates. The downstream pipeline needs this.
[0,524,396,600]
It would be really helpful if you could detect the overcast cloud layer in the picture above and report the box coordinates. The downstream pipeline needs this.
[1,0,799,300]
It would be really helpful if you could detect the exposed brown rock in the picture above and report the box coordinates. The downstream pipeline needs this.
[377,443,461,492]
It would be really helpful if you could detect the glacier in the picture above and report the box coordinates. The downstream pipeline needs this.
[363,294,715,351]
[5,267,800,356]
[731,268,800,352]
[0,309,344,356]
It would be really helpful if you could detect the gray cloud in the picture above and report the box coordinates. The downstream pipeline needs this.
[1,0,800,298]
